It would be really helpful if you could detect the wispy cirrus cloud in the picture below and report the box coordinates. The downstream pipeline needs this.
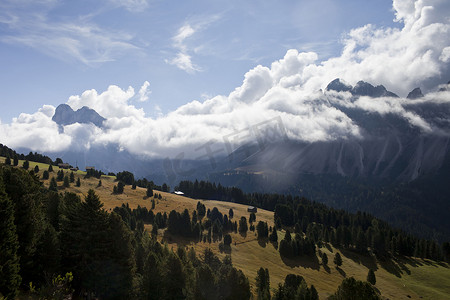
[0,0,141,66]
[166,15,221,73]
[1,0,450,160]
[165,24,200,73]
[108,0,149,12]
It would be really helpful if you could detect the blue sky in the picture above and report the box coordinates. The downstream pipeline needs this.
[0,0,398,122]
[1,0,449,158]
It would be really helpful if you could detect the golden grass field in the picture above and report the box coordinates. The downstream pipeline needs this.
[2,157,450,299]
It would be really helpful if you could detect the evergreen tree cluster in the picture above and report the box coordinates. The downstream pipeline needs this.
[328,277,380,300]
[278,230,316,258]
[256,221,269,239]
[113,181,125,194]
[0,164,252,299]
[85,168,104,179]
[0,144,54,165]
[116,171,135,185]
[133,177,168,192]
[177,179,448,260]
[113,203,160,231]
[176,181,449,260]
[273,274,318,300]
[274,201,445,260]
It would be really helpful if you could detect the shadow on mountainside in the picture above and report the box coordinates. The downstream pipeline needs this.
[280,254,320,271]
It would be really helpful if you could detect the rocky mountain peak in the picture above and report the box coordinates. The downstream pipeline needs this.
[325,78,352,93]
[407,87,424,99]
[52,104,105,128]
[352,81,399,98]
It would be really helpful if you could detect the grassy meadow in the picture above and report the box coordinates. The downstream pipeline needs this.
[2,156,450,299]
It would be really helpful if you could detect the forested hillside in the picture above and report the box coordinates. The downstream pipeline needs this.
[1,147,450,299]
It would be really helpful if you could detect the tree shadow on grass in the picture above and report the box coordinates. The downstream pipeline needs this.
[394,257,411,275]
[162,230,199,249]
[378,257,403,278]
[400,256,423,268]
[340,249,378,271]
[280,254,320,271]
[336,267,346,277]
[239,231,247,238]
[322,264,331,273]
[258,238,268,248]
[271,241,278,250]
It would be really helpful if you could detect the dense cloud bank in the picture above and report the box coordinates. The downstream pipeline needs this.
[1,0,449,158]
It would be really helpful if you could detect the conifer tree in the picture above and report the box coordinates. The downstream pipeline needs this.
[70,172,75,183]
[117,181,125,194]
[48,164,53,172]
[163,253,186,299]
[97,180,102,187]
[249,212,256,224]
[224,234,232,246]
[146,185,153,198]
[2,167,45,285]
[239,216,248,233]
[255,267,270,300]
[23,160,29,170]
[13,156,19,166]
[310,285,319,300]
[0,178,21,299]
[43,170,50,180]
[34,165,39,173]
[57,170,64,181]
[330,277,380,300]
[49,177,58,191]
[63,175,70,188]
[5,156,11,165]
[76,177,81,187]
[269,227,278,244]
[367,269,376,285]
[151,223,158,237]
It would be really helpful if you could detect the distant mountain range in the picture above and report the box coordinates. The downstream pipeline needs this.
[23,79,450,241]
[47,79,450,185]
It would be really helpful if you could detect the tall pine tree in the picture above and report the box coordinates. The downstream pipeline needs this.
[0,175,21,299]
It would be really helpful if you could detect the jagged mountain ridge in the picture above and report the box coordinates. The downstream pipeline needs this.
[46,79,450,184]
[325,79,399,97]
[218,79,450,183]
[52,104,106,128]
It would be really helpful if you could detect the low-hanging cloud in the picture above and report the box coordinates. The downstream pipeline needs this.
[1,0,449,158]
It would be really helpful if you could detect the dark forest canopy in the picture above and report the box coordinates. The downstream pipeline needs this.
[176,180,449,261]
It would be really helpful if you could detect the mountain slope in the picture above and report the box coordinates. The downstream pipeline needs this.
[4,157,447,300]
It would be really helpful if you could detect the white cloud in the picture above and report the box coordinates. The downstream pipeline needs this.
[173,25,195,48]
[1,0,449,159]
[0,107,72,152]
[166,52,200,74]
[108,0,148,12]
[0,1,141,66]
[138,81,151,102]
[166,16,221,73]
[67,85,144,119]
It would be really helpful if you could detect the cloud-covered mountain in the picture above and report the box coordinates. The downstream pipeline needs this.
[1,0,449,178]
